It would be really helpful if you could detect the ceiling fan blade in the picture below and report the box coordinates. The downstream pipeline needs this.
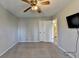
[41,1,50,5]
[24,7,31,12]
[22,0,30,4]
[35,0,38,4]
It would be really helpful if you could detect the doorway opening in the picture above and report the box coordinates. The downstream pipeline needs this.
[53,18,58,45]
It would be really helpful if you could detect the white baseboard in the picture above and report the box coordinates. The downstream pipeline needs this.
[58,46,75,58]
[0,42,18,56]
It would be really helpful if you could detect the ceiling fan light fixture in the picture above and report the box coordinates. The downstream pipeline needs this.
[32,6,38,11]
[22,0,50,13]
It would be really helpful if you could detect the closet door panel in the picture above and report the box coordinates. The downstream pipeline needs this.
[39,20,44,42]
[45,20,53,42]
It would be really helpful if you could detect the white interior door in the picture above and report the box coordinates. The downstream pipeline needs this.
[39,20,53,42]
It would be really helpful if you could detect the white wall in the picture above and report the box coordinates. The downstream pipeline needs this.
[18,17,54,42]
[0,5,18,56]
[57,0,79,57]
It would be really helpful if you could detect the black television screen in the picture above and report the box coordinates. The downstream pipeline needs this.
[66,13,79,28]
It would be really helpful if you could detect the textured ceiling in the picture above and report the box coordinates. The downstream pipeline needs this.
[0,0,73,18]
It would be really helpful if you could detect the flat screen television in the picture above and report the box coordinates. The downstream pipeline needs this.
[66,13,79,28]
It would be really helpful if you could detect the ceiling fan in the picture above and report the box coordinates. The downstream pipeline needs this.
[22,0,50,13]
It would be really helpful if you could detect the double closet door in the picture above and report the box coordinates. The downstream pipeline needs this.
[19,19,53,42]
[38,20,53,42]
